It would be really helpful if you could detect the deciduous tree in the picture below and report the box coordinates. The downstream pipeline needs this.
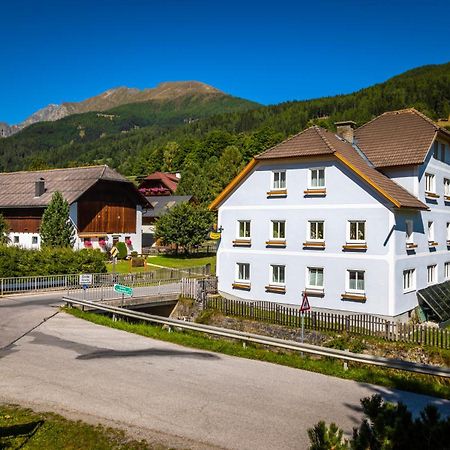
[155,203,213,254]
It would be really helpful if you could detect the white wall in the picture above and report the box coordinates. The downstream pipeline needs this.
[7,232,40,250]
[217,158,396,316]
[390,140,450,316]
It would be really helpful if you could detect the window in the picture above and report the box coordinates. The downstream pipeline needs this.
[238,220,251,238]
[445,179,450,197]
[32,236,38,245]
[403,269,415,292]
[271,220,286,239]
[309,168,325,188]
[427,264,437,285]
[447,223,450,242]
[307,267,324,288]
[272,171,286,190]
[405,220,414,244]
[427,221,434,242]
[425,173,435,193]
[236,263,250,282]
[271,264,285,285]
[347,270,365,293]
[445,262,450,279]
[348,221,366,242]
[308,221,324,241]
[13,236,19,244]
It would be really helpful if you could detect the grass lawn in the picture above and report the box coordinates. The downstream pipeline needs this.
[106,254,216,274]
[65,307,450,400]
[147,254,216,273]
[0,404,164,450]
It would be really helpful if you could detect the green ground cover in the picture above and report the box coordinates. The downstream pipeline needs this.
[106,254,216,274]
[0,404,163,449]
[65,307,450,400]
[147,255,216,272]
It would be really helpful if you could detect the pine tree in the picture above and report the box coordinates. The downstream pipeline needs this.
[0,213,9,245]
[40,192,75,248]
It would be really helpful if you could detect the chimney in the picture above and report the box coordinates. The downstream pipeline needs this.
[35,178,45,197]
[335,121,356,144]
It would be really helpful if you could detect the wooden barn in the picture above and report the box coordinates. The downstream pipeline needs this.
[0,165,149,252]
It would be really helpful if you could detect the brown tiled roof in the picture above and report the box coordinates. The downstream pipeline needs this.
[257,126,335,159]
[255,126,427,210]
[0,165,144,208]
[354,108,450,168]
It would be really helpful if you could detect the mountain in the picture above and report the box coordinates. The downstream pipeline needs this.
[4,81,232,134]
[0,63,449,192]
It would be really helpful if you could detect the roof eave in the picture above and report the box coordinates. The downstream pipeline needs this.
[209,159,258,210]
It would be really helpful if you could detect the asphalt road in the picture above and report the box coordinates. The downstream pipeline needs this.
[1,294,449,449]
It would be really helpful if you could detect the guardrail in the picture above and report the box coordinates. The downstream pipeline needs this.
[0,265,210,296]
[63,297,450,378]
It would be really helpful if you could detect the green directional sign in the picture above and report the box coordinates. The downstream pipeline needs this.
[114,284,133,297]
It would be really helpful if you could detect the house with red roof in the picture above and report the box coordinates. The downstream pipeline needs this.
[138,172,180,196]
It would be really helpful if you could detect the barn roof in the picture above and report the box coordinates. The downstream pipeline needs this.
[0,165,149,208]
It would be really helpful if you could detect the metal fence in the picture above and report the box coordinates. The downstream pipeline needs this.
[204,297,450,350]
[0,265,210,296]
[180,277,218,301]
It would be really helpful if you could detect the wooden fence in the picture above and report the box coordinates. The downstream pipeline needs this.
[204,297,450,349]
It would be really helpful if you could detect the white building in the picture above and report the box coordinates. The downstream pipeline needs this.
[0,165,148,254]
[211,109,450,321]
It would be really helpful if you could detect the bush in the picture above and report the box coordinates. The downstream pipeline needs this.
[308,394,450,449]
[0,245,107,277]
[116,242,128,260]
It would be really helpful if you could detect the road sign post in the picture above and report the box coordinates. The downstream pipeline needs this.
[110,247,119,274]
[300,292,311,343]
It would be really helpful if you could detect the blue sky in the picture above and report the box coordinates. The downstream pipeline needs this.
[1,0,449,124]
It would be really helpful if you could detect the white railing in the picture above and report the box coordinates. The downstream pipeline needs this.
[0,265,210,296]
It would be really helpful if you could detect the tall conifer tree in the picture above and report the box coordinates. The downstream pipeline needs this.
[40,192,75,248]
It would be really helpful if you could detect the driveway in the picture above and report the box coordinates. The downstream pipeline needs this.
[0,295,449,449]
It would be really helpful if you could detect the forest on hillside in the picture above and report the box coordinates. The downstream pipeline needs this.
[1,62,449,206]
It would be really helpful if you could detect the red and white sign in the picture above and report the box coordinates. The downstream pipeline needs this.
[300,292,310,312]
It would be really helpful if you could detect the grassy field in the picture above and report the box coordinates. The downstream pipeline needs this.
[106,254,216,274]
[65,307,450,400]
[0,404,163,450]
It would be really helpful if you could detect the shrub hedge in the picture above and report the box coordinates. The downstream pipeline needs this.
[0,246,107,277]
[116,242,128,260]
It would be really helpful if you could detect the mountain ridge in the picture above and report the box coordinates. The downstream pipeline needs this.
[2,81,226,135]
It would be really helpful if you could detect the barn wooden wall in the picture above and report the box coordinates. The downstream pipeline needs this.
[77,181,137,233]
[1,208,43,233]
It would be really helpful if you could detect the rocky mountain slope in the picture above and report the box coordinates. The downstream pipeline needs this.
[3,81,228,134]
